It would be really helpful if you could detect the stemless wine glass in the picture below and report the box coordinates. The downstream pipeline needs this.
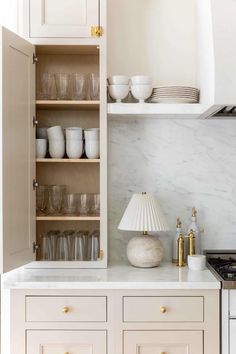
[48,185,66,215]
[39,73,56,100]
[89,73,99,100]
[90,194,100,215]
[78,194,90,215]
[56,233,70,261]
[71,73,87,100]
[36,185,49,215]
[63,193,78,215]
[55,73,71,100]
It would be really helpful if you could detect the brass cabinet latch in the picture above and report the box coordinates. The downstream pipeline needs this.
[33,242,40,253]
[33,179,39,190]
[33,116,38,127]
[33,53,38,64]
[91,26,103,37]
[99,250,104,260]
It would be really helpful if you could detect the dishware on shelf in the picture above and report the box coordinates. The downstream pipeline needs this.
[63,230,75,260]
[130,84,153,103]
[73,232,85,261]
[48,230,60,261]
[131,76,152,85]
[90,194,100,215]
[48,185,66,215]
[85,140,100,159]
[65,127,83,140]
[78,193,91,215]
[41,234,52,261]
[39,73,56,100]
[56,233,70,260]
[87,230,100,261]
[55,73,71,100]
[49,139,65,158]
[89,73,99,100]
[149,86,200,103]
[66,139,83,159]
[108,84,130,103]
[84,128,100,141]
[47,126,64,140]
[36,185,49,215]
[63,193,78,215]
[36,127,48,140]
[71,73,87,100]
[108,75,130,85]
[36,139,47,158]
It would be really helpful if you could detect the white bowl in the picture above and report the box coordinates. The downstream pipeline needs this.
[85,140,100,159]
[36,139,47,158]
[49,139,65,158]
[47,126,64,140]
[66,127,83,140]
[66,140,83,159]
[108,84,130,103]
[131,76,152,85]
[131,85,153,103]
[108,75,130,85]
[84,128,100,141]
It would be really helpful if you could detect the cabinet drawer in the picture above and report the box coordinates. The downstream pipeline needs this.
[124,330,203,354]
[26,296,107,322]
[123,296,204,322]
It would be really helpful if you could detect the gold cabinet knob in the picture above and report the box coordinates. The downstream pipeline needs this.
[161,352,166,354]
[62,306,69,313]
[64,352,69,354]
[160,306,167,313]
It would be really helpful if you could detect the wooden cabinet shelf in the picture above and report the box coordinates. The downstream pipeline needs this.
[36,100,100,110]
[36,216,100,221]
[36,158,100,163]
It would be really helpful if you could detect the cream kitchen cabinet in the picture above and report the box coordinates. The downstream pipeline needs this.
[29,0,100,38]
[27,330,106,354]
[124,330,203,354]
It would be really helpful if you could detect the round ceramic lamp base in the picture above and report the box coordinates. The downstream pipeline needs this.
[127,235,164,268]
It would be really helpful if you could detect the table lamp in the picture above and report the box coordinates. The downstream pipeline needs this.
[118,192,169,268]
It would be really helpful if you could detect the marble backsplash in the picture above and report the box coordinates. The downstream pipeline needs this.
[108,117,236,263]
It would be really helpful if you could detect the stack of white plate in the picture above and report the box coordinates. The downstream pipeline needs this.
[149,86,199,103]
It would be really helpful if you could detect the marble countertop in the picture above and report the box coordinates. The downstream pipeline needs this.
[1,262,221,290]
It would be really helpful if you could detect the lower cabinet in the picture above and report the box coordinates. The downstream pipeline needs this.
[124,330,203,354]
[27,330,106,354]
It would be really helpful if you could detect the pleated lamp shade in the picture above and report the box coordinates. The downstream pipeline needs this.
[118,193,169,232]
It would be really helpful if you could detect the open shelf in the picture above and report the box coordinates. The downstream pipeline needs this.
[36,158,100,163]
[107,103,207,118]
[36,216,100,221]
[36,100,100,110]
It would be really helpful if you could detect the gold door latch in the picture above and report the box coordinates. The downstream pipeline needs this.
[99,250,104,260]
[91,26,103,37]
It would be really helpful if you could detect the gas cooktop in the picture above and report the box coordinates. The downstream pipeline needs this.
[206,250,236,289]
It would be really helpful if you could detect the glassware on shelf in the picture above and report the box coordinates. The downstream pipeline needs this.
[63,193,78,215]
[89,73,99,100]
[71,73,87,100]
[41,234,52,261]
[78,193,91,215]
[73,231,86,261]
[48,230,60,261]
[56,233,70,260]
[55,73,71,100]
[36,185,49,215]
[38,73,57,100]
[90,194,100,215]
[48,185,67,215]
[87,230,100,261]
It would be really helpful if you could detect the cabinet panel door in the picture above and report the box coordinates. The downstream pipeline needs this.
[27,330,106,354]
[124,331,203,354]
[0,26,36,272]
[30,0,99,38]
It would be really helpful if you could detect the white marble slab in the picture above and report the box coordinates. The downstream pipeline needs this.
[1,262,220,290]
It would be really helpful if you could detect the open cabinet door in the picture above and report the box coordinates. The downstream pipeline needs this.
[0,27,36,273]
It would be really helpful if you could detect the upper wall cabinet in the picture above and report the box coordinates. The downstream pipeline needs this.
[29,0,99,38]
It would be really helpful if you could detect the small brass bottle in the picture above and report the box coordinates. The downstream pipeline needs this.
[188,229,196,256]
[177,233,185,267]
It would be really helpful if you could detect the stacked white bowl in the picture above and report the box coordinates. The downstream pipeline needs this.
[47,126,65,158]
[84,128,100,159]
[66,127,83,159]
[130,76,153,103]
[108,76,130,103]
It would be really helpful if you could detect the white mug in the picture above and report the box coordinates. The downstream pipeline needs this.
[36,139,47,158]
[66,127,83,141]
[49,139,65,158]
[84,128,100,141]
[47,126,64,140]
[188,255,206,271]
[85,140,100,159]
[66,140,83,159]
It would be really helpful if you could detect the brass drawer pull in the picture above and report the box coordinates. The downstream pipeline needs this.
[64,352,69,354]
[62,306,69,313]
[160,306,167,313]
[160,352,166,354]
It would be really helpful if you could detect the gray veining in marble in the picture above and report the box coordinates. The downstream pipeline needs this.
[108,117,236,262]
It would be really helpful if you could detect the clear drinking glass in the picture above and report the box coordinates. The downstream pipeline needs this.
[48,230,60,261]
[41,234,52,261]
[87,230,100,261]
[48,185,67,215]
[63,230,75,260]
[71,73,87,100]
[39,73,56,100]
[55,73,71,100]
[36,185,49,215]
[90,194,100,215]
[73,232,85,261]
[89,73,99,100]
[78,193,90,215]
[56,233,70,261]
[63,193,77,215]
